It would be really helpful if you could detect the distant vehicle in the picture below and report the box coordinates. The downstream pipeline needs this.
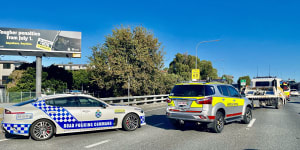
[1,94,145,141]
[290,89,300,97]
[245,77,286,109]
[166,82,252,133]
[280,82,291,100]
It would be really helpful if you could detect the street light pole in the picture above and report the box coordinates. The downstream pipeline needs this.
[195,39,220,69]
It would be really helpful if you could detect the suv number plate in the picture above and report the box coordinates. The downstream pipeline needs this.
[178,101,187,106]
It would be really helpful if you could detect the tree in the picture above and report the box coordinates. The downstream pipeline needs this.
[221,74,234,84]
[8,64,71,93]
[72,69,90,90]
[237,76,251,86]
[168,53,218,81]
[88,26,165,97]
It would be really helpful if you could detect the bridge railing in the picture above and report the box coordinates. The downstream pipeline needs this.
[0,93,169,107]
[100,94,169,105]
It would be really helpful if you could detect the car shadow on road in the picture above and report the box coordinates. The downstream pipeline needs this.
[288,102,300,104]
[3,129,120,140]
[4,133,30,140]
[145,115,210,132]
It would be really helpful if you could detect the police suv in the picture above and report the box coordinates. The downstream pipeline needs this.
[166,82,252,133]
[1,94,145,140]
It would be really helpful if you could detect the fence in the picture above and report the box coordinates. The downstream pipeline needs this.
[0,91,169,106]
[0,91,64,103]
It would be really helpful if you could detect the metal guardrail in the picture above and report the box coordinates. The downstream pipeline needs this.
[0,94,169,107]
[100,94,169,105]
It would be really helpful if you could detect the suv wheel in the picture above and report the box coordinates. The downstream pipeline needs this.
[169,119,184,129]
[211,111,224,133]
[242,107,252,124]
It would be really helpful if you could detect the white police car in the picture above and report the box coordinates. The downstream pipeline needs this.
[1,94,145,141]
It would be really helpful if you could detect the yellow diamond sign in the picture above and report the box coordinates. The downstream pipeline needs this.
[192,69,200,80]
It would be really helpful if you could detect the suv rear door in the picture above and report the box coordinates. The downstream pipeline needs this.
[227,86,244,117]
[217,85,234,115]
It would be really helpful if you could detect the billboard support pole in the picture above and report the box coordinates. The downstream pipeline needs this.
[36,56,42,98]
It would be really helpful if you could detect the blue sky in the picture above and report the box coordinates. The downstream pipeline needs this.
[1,0,299,82]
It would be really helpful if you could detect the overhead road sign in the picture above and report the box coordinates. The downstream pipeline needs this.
[0,27,81,58]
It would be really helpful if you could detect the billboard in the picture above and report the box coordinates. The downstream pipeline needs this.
[0,27,81,58]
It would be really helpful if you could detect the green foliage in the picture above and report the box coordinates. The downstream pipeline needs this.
[168,53,218,81]
[221,74,234,84]
[89,26,167,97]
[72,69,90,90]
[8,64,71,93]
[237,76,251,86]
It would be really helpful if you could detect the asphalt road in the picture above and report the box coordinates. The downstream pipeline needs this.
[0,98,300,150]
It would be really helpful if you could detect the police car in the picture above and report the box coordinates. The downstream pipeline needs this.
[1,94,145,140]
[166,82,252,133]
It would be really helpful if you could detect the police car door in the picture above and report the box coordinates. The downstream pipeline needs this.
[77,97,115,131]
[44,97,82,133]
[227,86,244,116]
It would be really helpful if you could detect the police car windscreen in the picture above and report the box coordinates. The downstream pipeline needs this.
[170,85,215,97]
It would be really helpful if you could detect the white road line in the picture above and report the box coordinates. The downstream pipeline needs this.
[0,139,9,142]
[153,123,164,127]
[85,140,111,149]
[145,107,165,112]
[247,118,256,128]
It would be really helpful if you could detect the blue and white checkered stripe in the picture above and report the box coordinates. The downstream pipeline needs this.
[140,116,145,124]
[32,100,78,123]
[3,123,30,134]
[31,100,115,129]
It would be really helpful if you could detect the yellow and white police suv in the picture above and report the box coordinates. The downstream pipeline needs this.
[166,82,252,133]
[1,94,145,140]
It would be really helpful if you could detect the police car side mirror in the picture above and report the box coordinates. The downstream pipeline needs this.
[101,104,107,109]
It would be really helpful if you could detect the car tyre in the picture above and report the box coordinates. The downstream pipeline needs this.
[211,111,225,133]
[122,113,139,131]
[30,119,55,141]
[275,98,283,109]
[4,131,13,138]
[169,119,184,129]
[242,107,252,124]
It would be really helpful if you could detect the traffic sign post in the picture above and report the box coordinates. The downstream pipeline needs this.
[192,69,200,81]
[240,79,246,86]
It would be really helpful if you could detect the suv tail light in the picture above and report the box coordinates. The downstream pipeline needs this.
[5,109,25,114]
[166,98,172,103]
[196,97,213,104]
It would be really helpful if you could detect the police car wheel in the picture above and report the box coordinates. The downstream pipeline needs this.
[30,119,55,141]
[4,131,13,138]
[211,111,224,133]
[122,113,139,131]
[242,107,252,124]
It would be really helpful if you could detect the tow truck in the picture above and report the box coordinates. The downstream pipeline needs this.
[244,77,286,109]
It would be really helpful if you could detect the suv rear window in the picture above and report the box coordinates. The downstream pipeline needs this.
[170,85,215,97]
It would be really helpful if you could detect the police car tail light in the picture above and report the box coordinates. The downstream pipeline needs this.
[166,98,172,103]
[4,109,25,114]
[196,97,213,104]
